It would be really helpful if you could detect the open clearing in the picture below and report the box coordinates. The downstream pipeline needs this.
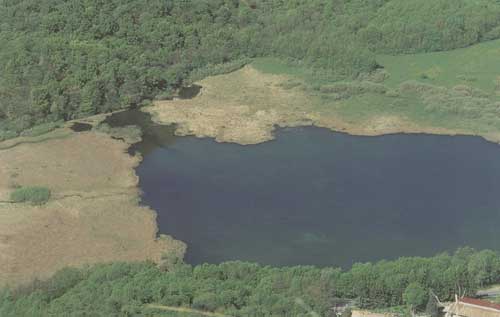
[0,127,185,286]
[148,40,500,145]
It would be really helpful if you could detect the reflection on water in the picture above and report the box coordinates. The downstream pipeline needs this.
[106,109,500,267]
[178,85,202,99]
[70,122,93,132]
[103,109,176,156]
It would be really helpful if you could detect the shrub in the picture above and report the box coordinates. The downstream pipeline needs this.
[484,25,500,41]
[357,69,390,83]
[341,308,352,317]
[192,293,218,312]
[19,121,64,138]
[399,80,440,94]
[279,79,302,90]
[457,74,477,83]
[399,80,500,121]
[0,130,18,142]
[403,282,427,313]
[188,59,250,82]
[385,89,400,98]
[10,186,51,205]
[425,293,440,317]
[319,81,387,98]
[94,123,142,144]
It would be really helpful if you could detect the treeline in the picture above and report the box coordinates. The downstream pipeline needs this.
[3,0,500,137]
[1,248,499,316]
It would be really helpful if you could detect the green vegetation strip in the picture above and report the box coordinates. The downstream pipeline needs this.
[1,248,498,316]
[0,130,72,151]
[10,186,51,205]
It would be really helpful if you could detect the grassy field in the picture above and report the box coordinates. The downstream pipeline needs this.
[379,39,500,91]
[254,39,500,92]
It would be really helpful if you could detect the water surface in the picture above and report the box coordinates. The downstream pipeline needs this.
[106,110,500,267]
[70,122,93,132]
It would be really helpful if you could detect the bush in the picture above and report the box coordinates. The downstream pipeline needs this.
[403,282,427,312]
[279,79,302,90]
[319,81,387,98]
[19,121,64,138]
[94,123,142,144]
[192,293,218,312]
[0,130,18,142]
[10,186,51,205]
[425,293,440,317]
[341,308,352,317]
[357,69,390,83]
[188,59,251,83]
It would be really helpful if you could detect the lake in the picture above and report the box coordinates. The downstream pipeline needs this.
[105,109,500,267]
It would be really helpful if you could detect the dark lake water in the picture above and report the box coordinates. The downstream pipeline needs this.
[70,122,93,132]
[105,110,500,267]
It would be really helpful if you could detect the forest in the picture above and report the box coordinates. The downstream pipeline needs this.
[3,0,500,139]
[1,248,499,316]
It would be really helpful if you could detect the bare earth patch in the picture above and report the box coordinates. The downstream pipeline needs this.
[0,130,185,286]
[146,65,475,145]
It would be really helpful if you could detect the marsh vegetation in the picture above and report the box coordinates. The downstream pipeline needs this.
[10,186,51,205]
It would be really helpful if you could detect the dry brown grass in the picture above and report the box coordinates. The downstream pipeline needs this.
[0,131,185,286]
[147,65,316,144]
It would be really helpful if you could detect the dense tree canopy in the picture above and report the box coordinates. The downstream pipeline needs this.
[2,0,500,138]
[1,248,499,316]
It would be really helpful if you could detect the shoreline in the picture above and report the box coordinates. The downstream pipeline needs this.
[145,65,500,147]
[146,93,500,147]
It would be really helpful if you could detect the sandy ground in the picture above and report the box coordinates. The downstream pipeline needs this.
[0,129,185,286]
[147,65,494,145]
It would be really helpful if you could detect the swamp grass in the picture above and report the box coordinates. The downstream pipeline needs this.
[10,186,51,205]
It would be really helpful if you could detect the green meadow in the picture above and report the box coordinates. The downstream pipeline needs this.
[379,39,500,91]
